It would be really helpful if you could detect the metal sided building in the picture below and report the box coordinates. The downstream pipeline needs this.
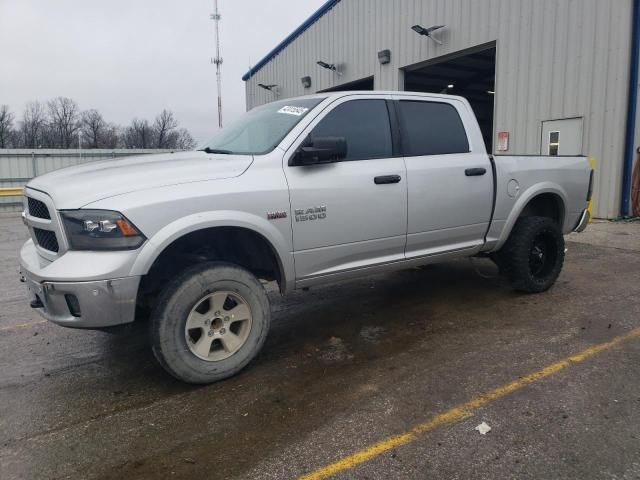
[243,0,640,219]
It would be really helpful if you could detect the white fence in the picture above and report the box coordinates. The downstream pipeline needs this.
[0,149,180,212]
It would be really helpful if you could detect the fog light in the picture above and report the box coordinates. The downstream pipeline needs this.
[65,294,81,317]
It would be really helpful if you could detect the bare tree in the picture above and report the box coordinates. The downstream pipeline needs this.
[20,101,47,148]
[0,105,15,148]
[79,109,122,148]
[80,109,107,148]
[124,118,153,148]
[47,97,80,148]
[5,97,196,150]
[153,109,179,148]
[174,128,197,150]
[102,124,121,149]
[163,127,197,150]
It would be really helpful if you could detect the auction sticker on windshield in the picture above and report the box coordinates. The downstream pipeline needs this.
[278,106,309,116]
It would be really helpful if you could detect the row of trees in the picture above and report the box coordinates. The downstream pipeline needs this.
[0,97,197,150]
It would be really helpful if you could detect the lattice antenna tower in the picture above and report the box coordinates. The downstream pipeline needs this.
[210,0,223,128]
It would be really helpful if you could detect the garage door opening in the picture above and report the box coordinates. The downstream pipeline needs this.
[318,76,374,93]
[403,45,496,152]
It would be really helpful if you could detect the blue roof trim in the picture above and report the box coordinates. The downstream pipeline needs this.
[242,0,342,81]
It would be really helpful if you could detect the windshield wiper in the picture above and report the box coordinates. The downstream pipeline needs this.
[200,147,233,154]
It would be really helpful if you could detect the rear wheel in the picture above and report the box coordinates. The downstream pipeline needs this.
[497,216,565,293]
[151,262,270,384]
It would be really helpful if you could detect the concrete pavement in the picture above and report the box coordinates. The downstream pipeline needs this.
[1,216,639,479]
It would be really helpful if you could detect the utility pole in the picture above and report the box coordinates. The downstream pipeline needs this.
[211,0,223,128]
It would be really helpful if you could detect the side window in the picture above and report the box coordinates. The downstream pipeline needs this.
[398,101,469,156]
[548,131,560,156]
[309,99,393,161]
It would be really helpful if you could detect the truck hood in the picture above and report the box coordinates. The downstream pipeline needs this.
[27,151,254,209]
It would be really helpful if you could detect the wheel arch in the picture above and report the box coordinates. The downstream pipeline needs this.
[495,183,568,251]
[130,211,294,294]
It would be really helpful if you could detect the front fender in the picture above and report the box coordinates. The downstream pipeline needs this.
[129,210,294,292]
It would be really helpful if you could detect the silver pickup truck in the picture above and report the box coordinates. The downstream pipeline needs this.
[19,91,592,383]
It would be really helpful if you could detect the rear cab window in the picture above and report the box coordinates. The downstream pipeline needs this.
[397,100,470,156]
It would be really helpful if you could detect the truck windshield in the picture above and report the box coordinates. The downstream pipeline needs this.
[201,97,324,155]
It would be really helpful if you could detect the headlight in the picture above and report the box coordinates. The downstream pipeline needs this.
[60,210,146,251]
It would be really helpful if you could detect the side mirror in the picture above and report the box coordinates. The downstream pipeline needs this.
[291,136,347,166]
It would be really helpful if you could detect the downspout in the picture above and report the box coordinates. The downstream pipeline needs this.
[622,0,640,216]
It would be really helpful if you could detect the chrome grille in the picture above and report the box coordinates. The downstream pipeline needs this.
[28,197,51,220]
[33,228,59,253]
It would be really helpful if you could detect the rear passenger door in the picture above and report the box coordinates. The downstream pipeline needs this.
[284,96,407,282]
[397,97,494,258]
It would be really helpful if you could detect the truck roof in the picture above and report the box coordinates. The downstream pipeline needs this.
[281,90,470,103]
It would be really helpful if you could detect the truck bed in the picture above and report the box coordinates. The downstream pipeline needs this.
[484,155,592,251]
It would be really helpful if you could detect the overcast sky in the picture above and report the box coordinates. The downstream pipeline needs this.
[0,0,327,144]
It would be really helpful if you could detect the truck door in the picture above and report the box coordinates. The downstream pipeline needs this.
[397,97,494,258]
[284,97,407,282]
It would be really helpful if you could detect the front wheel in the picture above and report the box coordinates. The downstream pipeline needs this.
[497,216,565,293]
[150,262,271,384]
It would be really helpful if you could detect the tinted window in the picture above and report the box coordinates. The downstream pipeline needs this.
[398,101,469,156]
[310,100,392,161]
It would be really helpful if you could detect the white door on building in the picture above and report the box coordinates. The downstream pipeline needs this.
[541,118,584,156]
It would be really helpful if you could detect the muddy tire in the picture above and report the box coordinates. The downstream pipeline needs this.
[497,216,565,293]
[151,262,270,384]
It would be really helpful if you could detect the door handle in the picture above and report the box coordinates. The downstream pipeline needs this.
[465,168,487,177]
[374,175,402,185]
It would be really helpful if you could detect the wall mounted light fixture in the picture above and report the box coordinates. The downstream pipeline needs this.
[301,76,312,88]
[411,24,446,45]
[378,49,391,65]
[258,83,280,97]
[317,61,342,76]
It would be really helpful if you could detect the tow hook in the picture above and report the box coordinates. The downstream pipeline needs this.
[30,297,44,309]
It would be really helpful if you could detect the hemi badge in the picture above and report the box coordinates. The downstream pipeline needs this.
[267,211,287,220]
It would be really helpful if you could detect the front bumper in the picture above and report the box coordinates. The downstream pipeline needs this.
[19,240,140,329]
[573,209,591,233]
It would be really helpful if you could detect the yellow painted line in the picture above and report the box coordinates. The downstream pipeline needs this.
[0,319,47,331]
[300,326,640,480]
[0,187,23,197]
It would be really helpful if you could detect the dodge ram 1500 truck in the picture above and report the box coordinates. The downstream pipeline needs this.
[19,91,593,383]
